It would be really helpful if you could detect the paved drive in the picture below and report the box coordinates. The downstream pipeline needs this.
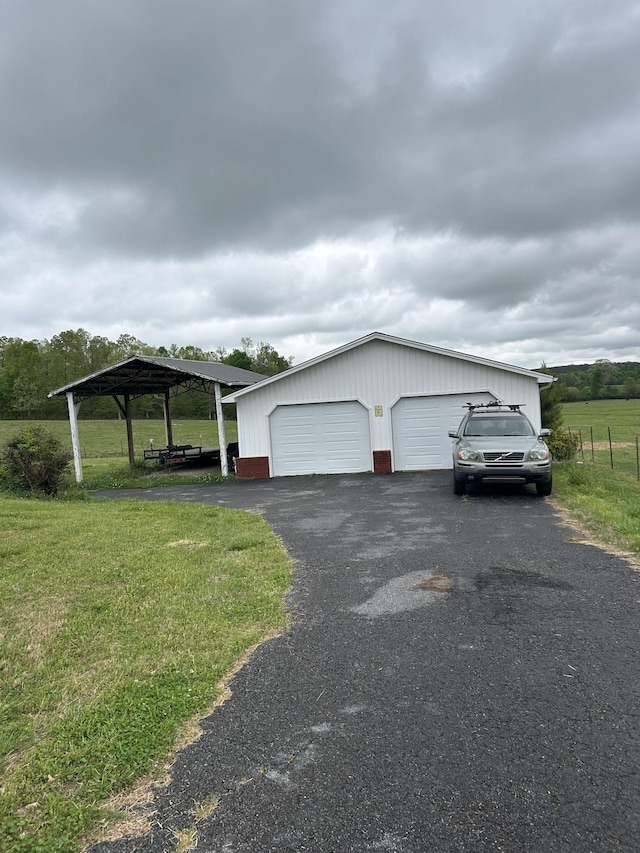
[91,472,640,852]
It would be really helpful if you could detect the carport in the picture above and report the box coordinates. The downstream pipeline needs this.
[48,356,266,482]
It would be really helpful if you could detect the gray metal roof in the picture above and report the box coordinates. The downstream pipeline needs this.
[48,356,267,401]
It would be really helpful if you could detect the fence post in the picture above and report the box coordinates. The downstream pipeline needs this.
[590,426,594,463]
[608,426,613,469]
[578,428,584,461]
[636,432,639,481]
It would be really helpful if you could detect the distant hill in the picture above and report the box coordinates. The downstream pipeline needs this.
[537,361,640,401]
[546,362,640,375]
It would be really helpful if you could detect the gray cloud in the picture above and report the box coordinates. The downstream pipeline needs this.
[0,0,639,367]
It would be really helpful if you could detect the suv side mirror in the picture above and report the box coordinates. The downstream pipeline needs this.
[448,430,459,438]
[539,428,551,437]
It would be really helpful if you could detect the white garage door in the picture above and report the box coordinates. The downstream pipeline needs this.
[392,393,494,471]
[270,401,371,477]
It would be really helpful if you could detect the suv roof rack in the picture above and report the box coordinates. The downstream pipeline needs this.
[464,401,525,412]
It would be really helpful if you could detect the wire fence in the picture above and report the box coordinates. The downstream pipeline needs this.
[567,426,640,480]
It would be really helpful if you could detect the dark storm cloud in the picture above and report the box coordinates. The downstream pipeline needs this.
[2,0,638,257]
[0,0,639,365]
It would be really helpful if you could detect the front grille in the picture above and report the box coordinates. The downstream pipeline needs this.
[483,451,525,463]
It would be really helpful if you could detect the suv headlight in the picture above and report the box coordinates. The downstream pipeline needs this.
[529,446,550,461]
[458,449,479,461]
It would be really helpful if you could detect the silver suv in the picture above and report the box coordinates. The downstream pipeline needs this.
[448,402,552,496]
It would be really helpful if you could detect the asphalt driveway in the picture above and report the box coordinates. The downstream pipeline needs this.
[91,471,640,852]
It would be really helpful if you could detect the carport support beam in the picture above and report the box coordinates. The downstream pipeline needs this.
[214,382,228,476]
[163,391,173,447]
[66,391,83,483]
[124,393,135,467]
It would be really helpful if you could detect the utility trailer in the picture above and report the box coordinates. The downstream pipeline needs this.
[144,442,239,470]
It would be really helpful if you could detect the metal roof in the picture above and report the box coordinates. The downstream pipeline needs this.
[48,356,267,401]
[226,332,555,401]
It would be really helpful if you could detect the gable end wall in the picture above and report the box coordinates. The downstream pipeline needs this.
[235,339,542,459]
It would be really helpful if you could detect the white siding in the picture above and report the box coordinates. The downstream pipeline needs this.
[234,338,544,473]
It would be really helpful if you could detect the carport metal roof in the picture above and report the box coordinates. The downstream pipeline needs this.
[48,356,267,482]
[48,355,266,401]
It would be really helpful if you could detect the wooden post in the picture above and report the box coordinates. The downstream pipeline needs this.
[124,393,135,466]
[608,426,613,468]
[163,391,173,447]
[66,391,83,483]
[214,382,228,476]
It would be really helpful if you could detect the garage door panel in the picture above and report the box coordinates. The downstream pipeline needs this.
[392,393,494,471]
[271,402,371,476]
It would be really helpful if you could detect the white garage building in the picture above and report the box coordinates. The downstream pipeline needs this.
[228,332,554,478]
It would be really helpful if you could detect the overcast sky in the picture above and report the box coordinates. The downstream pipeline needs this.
[1,0,639,369]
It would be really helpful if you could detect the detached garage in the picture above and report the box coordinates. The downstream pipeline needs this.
[227,332,554,478]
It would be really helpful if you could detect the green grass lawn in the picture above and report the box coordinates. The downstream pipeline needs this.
[0,495,290,853]
[551,399,640,557]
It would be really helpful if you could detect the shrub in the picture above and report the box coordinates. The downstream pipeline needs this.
[0,425,72,496]
[546,427,580,462]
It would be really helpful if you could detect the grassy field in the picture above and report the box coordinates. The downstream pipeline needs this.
[562,398,640,439]
[552,399,640,556]
[0,495,290,853]
[0,419,237,460]
[561,399,640,479]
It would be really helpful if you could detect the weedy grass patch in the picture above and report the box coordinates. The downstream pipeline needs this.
[551,462,640,557]
[0,495,290,853]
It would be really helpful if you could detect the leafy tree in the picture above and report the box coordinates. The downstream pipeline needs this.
[224,348,253,371]
[179,345,207,360]
[229,337,292,376]
[87,335,116,371]
[0,338,46,418]
[589,365,604,399]
[113,333,155,361]
[538,366,563,431]
[252,342,293,376]
[12,373,41,418]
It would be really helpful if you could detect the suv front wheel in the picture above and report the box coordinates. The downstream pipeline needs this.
[536,477,552,497]
[453,473,466,496]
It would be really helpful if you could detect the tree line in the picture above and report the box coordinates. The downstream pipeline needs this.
[2,329,638,421]
[548,360,640,402]
[0,330,293,420]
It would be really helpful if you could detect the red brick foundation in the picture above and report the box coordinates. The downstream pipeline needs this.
[235,456,271,479]
[373,450,393,474]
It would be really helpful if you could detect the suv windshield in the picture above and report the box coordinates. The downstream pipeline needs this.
[463,414,535,437]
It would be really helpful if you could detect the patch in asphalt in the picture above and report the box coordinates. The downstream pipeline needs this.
[412,573,453,592]
[351,570,451,617]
